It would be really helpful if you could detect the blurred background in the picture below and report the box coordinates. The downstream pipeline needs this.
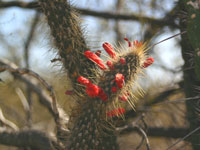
[0,0,194,149]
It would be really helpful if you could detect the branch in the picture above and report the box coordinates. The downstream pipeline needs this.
[0,1,178,28]
[0,59,60,120]
[119,126,189,138]
[0,1,38,9]
[0,107,19,131]
[0,59,70,142]
[0,130,58,150]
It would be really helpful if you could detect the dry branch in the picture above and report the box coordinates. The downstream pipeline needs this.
[0,59,69,143]
[0,1,178,28]
[0,108,19,131]
[0,129,58,150]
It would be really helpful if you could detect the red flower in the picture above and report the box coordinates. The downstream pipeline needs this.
[84,51,107,70]
[111,86,117,93]
[98,88,108,101]
[124,38,131,47]
[119,95,127,101]
[77,76,91,86]
[143,57,154,68]
[106,61,114,70]
[115,73,125,88]
[120,57,126,64]
[133,40,142,47]
[86,83,100,98]
[102,42,116,59]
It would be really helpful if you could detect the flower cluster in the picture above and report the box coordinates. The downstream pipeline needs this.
[75,39,154,117]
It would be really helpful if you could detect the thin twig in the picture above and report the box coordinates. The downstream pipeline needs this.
[135,126,151,150]
[166,126,200,150]
[0,61,59,119]
[0,59,70,142]
[15,88,30,113]
[0,107,19,131]
[23,11,41,127]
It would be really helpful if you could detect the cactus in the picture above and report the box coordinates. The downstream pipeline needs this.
[184,0,200,81]
[68,39,153,150]
[38,0,97,95]
[38,0,154,149]
[179,1,200,149]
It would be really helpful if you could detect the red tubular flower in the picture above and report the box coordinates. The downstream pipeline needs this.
[124,38,131,47]
[111,86,117,93]
[106,61,114,70]
[133,40,142,47]
[107,108,125,117]
[84,51,107,70]
[95,50,101,57]
[77,76,91,86]
[98,88,108,101]
[143,57,154,68]
[119,95,127,101]
[120,57,126,64]
[115,73,125,88]
[86,83,100,98]
[102,42,116,59]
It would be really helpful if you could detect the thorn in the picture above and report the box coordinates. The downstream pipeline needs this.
[102,42,117,59]
[106,108,125,117]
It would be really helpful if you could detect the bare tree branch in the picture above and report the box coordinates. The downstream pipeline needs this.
[0,59,70,143]
[0,1,39,9]
[166,126,200,150]
[135,126,150,150]
[0,1,178,29]
[0,129,58,150]
[0,59,59,119]
[0,108,19,131]
[23,11,41,128]
[119,125,189,138]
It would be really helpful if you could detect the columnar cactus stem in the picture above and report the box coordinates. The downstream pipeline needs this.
[69,40,153,149]
[179,1,200,149]
[38,0,97,95]
[38,1,154,149]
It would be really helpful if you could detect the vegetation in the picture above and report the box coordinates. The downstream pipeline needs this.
[0,0,200,149]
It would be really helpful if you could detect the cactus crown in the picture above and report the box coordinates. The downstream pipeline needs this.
[77,39,153,118]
